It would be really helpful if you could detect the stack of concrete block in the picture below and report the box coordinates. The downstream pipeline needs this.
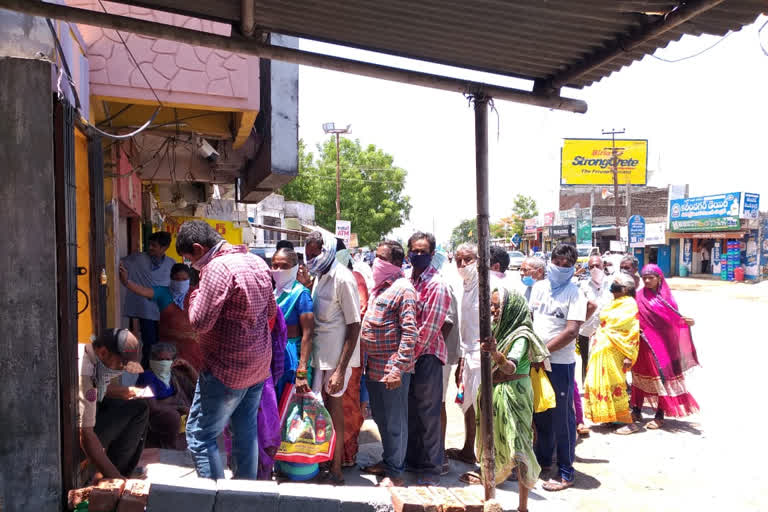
[67,479,152,511]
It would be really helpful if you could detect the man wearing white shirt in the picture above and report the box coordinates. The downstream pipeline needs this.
[577,255,613,381]
[304,231,361,484]
[529,243,586,492]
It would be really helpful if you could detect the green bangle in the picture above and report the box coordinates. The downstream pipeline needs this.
[296,370,308,379]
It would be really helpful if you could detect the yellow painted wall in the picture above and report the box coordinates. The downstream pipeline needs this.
[161,217,244,263]
[75,130,94,343]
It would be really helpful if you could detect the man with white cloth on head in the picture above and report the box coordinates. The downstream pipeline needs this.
[444,243,481,465]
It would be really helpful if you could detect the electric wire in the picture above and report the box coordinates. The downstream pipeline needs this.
[651,32,731,62]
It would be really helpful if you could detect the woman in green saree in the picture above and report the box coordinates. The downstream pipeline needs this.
[460,288,550,512]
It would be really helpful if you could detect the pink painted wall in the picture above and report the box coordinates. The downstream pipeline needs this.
[67,1,259,111]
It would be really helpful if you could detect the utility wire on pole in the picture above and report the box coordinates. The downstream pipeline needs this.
[602,128,625,242]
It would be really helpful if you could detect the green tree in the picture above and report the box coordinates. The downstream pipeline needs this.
[449,218,478,248]
[507,194,539,236]
[280,138,411,247]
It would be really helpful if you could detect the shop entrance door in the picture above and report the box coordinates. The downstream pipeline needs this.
[658,245,671,276]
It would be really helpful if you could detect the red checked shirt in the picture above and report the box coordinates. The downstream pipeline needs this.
[188,243,276,389]
[361,277,419,381]
[410,266,451,363]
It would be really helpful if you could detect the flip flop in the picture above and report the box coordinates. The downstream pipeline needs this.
[445,448,476,465]
[615,423,641,435]
[646,419,664,430]
[542,478,574,492]
[459,471,482,485]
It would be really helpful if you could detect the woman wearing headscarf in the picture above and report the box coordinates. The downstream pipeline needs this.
[583,273,640,434]
[460,288,550,512]
[630,264,699,429]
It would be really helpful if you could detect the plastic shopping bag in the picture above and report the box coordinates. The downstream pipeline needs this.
[531,367,556,413]
[275,385,336,464]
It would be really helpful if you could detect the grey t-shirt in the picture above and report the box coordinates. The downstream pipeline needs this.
[121,253,175,320]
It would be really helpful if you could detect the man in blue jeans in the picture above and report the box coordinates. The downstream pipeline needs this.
[528,243,586,491]
[177,221,276,480]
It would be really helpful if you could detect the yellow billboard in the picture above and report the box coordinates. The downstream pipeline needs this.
[561,139,647,186]
[160,217,244,262]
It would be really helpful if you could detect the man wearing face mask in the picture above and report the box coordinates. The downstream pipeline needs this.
[78,328,148,481]
[520,256,546,303]
[405,232,452,486]
[135,343,198,449]
[489,245,517,294]
[271,246,315,399]
[300,230,361,485]
[119,262,202,370]
[577,256,612,382]
[446,242,480,467]
[528,243,587,492]
[176,220,277,481]
[360,240,419,487]
[620,255,642,290]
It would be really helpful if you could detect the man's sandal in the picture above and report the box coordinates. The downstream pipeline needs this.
[542,478,574,492]
[361,461,387,475]
[459,471,483,485]
[615,423,641,435]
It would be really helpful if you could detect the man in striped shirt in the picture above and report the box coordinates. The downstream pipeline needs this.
[407,232,452,486]
[360,240,419,487]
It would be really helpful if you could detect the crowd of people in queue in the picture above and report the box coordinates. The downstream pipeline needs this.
[77,223,699,512]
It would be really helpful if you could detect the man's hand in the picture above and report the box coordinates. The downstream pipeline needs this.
[295,376,311,394]
[119,263,129,285]
[531,361,545,372]
[682,317,695,327]
[297,265,312,287]
[455,358,464,388]
[326,368,345,395]
[109,386,137,401]
[382,372,402,390]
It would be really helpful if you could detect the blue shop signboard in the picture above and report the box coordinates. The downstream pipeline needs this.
[669,192,741,232]
[740,193,760,220]
[629,215,646,248]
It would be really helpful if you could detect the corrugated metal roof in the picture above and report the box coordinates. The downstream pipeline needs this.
[105,0,766,88]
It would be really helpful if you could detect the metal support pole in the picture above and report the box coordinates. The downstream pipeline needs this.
[335,133,341,221]
[613,137,620,237]
[473,94,495,500]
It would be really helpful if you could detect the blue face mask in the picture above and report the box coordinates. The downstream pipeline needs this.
[409,252,433,271]
[169,279,190,309]
[522,275,536,287]
[547,263,575,295]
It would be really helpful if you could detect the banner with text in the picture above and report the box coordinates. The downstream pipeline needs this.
[561,138,647,186]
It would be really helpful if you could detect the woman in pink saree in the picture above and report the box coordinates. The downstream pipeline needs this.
[630,264,699,429]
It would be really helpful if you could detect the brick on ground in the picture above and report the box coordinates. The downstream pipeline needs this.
[390,486,440,512]
[89,478,126,512]
[428,486,466,512]
[117,479,151,512]
[67,486,93,510]
[446,487,484,512]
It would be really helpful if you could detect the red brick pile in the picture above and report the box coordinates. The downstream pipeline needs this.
[67,479,150,511]
[390,486,485,512]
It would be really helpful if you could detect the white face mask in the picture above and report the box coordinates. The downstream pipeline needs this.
[457,262,478,284]
[590,267,605,284]
[149,359,173,387]
[271,265,299,294]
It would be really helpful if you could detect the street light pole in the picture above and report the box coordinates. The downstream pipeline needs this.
[322,122,352,221]
[335,132,341,220]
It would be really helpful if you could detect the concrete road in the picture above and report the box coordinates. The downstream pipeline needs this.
[435,278,764,511]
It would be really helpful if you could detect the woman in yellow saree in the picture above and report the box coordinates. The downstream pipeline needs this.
[584,273,640,433]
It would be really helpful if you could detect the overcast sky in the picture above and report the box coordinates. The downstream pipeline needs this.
[297,16,768,245]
